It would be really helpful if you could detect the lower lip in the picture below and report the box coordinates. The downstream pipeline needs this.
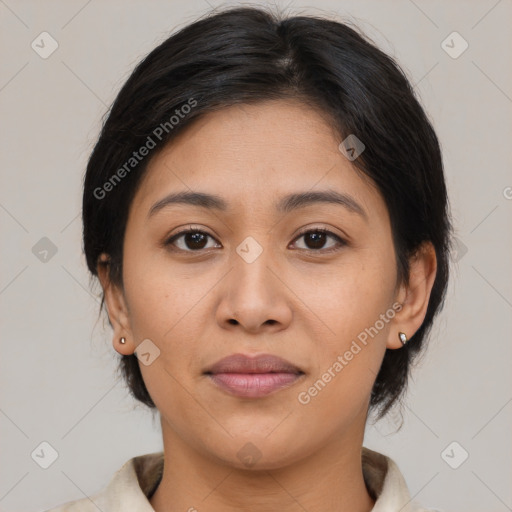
[207,372,303,398]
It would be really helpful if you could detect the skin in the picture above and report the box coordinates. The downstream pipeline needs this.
[98,98,437,512]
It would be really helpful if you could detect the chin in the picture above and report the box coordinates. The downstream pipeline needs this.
[203,432,310,471]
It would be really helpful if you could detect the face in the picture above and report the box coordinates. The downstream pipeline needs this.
[102,99,426,470]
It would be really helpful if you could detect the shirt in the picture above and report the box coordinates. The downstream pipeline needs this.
[44,447,437,511]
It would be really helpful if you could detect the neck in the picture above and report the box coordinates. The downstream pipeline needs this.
[150,419,375,512]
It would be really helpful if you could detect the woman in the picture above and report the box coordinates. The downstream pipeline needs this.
[46,5,451,511]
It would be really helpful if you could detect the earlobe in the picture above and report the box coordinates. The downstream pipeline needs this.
[398,332,408,346]
[96,253,135,355]
[387,242,437,350]
[116,335,133,355]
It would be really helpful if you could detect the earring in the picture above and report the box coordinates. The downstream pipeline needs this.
[120,337,126,344]
[398,332,408,346]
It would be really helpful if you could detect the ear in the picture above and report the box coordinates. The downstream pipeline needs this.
[387,241,437,349]
[97,253,135,356]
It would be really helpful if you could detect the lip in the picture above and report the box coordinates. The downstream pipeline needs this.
[204,353,305,398]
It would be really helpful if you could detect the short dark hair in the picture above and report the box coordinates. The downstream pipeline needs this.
[83,5,452,421]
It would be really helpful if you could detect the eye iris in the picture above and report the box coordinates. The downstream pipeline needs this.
[305,231,327,249]
[186,231,207,250]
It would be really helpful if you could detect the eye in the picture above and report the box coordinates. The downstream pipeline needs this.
[164,226,347,254]
[291,228,347,253]
[165,226,220,252]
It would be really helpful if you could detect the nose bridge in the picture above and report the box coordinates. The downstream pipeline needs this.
[228,198,278,273]
[231,232,277,295]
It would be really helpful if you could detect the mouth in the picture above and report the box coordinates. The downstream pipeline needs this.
[204,353,305,398]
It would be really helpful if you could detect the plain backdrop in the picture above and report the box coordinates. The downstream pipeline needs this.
[0,1,511,511]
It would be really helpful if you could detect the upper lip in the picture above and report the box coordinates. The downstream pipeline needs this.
[204,353,303,375]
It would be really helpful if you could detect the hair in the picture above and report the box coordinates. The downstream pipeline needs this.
[82,5,452,422]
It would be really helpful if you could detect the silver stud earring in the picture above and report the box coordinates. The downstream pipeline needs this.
[120,337,126,344]
[398,332,407,345]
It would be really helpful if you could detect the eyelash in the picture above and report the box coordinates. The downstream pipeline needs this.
[164,225,347,254]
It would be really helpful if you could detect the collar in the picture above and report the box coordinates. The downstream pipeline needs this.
[49,447,431,511]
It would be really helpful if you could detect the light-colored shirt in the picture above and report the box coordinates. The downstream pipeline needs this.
[44,447,438,511]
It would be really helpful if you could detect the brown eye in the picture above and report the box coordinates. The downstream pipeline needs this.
[165,226,346,254]
[165,229,219,252]
[292,228,346,252]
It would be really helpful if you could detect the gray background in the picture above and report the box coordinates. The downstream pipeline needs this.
[1,1,511,511]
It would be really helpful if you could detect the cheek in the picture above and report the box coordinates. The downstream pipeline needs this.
[294,286,392,433]
[309,250,395,339]
[300,248,396,395]
[122,238,198,339]
[121,243,216,383]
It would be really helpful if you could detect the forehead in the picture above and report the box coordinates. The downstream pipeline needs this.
[131,99,384,219]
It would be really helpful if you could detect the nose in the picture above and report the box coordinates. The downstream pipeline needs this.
[215,241,293,334]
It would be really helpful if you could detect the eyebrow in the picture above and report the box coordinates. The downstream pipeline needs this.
[148,190,367,220]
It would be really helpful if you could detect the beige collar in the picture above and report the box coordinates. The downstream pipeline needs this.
[47,447,434,511]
